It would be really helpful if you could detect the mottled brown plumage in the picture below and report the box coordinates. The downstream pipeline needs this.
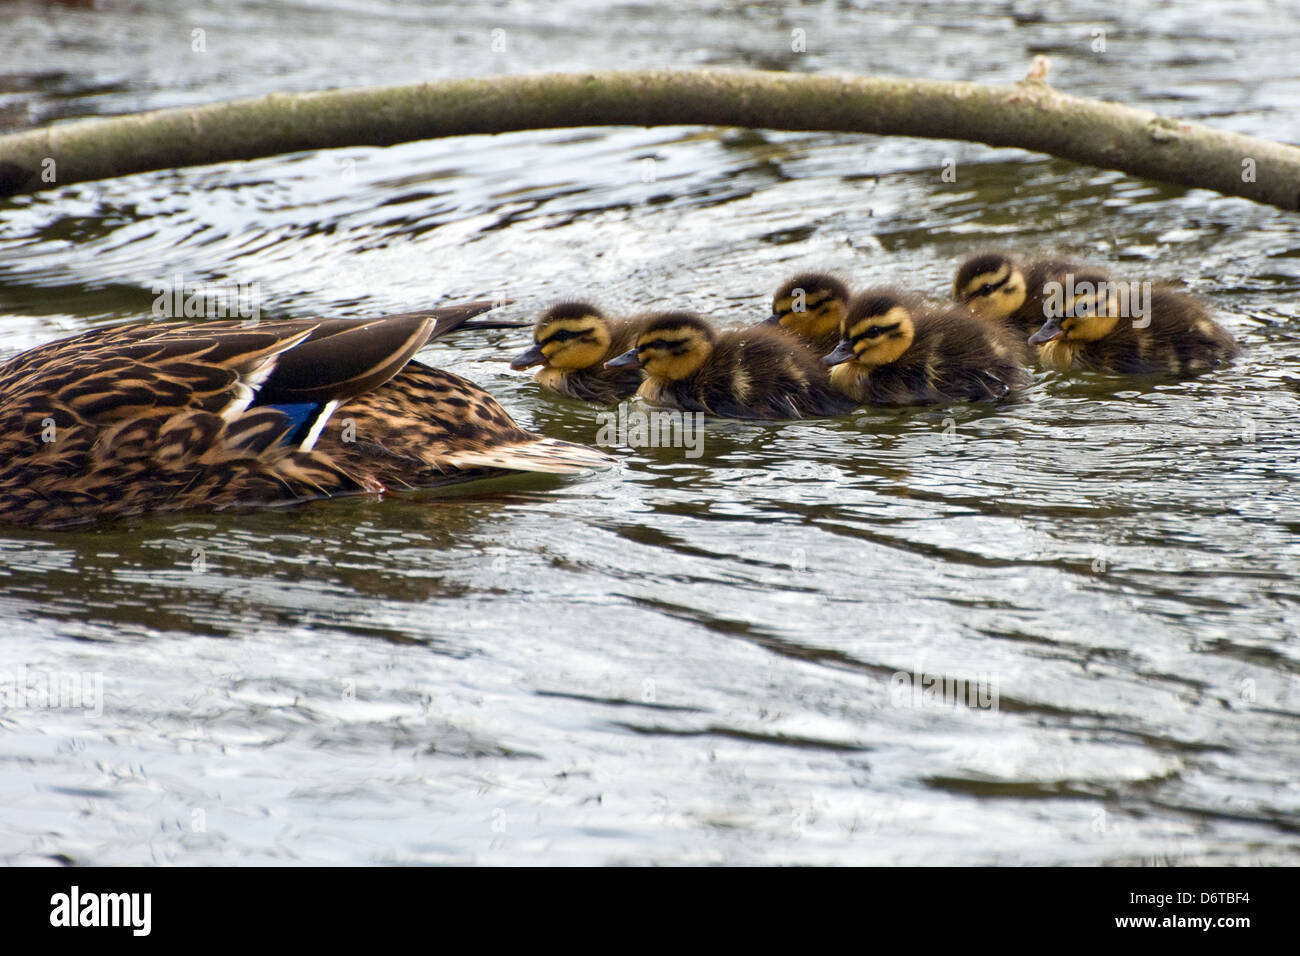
[606,312,857,420]
[824,288,1032,406]
[508,302,642,403]
[0,303,612,529]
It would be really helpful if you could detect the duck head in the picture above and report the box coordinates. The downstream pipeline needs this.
[953,252,1027,321]
[766,273,850,343]
[822,290,916,369]
[510,302,612,371]
[1027,270,1120,345]
[606,312,714,381]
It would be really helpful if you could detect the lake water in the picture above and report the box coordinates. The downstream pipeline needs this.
[1,0,1297,865]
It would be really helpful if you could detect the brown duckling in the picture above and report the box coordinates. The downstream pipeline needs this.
[1026,269,1239,375]
[605,312,857,420]
[822,289,1032,405]
[764,272,852,355]
[953,251,1084,339]
[509,302,642,403]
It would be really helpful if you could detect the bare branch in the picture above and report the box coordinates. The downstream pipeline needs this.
[0,69,1295,209]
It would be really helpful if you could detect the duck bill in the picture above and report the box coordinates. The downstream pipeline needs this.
[604,348,642,370]
[762,314,783,326]
[1028,317,1064,346]
[821,340,855,367]
[508,344,547,370]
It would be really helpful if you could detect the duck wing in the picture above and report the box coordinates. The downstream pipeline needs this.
[328,363,615,480]
[0,300,508,419]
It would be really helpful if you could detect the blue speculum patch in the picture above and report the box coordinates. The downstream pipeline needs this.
[264,401,324,446]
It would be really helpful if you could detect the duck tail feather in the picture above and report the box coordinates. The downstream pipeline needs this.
[442,437,617,475]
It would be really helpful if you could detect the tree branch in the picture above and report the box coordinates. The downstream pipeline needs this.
[1,68,1296,209]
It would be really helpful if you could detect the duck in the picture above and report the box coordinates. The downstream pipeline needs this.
[605,312,858,420]
[508,301,642,403]
[1025,268,1240,375]
[952,250,1084,340]
[764,273,852,355]
[822,288,1032,405]
[0,303,613,529]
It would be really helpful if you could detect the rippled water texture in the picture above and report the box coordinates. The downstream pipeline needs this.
[1,0,1298,865]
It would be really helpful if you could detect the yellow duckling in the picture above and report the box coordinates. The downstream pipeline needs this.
[764,272,852,355]
[605,312,857,420]
[1026,269,1239,375]
[952,251,1083,339]
[508,302,642,403]
[822,289,1032,405]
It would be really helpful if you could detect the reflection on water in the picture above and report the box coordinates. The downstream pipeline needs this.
[1,0,1299,864]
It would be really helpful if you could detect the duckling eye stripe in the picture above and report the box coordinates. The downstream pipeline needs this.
[641,336,691,352]
[857,321,901,341]
[539,328,587,346]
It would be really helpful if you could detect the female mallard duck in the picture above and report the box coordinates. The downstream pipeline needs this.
[605,312,857,420]
[822,289,1032,405]
[952,251,1084,339]
[764,273,852,355]
[1026,269,1239,375]
[508,301,642,403]
[0,304,613,529]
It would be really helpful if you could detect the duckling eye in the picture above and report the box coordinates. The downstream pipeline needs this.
[978,283,997,296]
[856,319,902,342]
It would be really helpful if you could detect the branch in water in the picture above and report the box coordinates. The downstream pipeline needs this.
[0,67,1296,209]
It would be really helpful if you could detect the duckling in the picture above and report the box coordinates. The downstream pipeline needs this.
[1026,269,1239,375]
[508,301,642,403]
[0,304,613,529]
[764,273,851,355]
[953,251,1084,339]
[605,312,857,420]
[822,289,1032,405]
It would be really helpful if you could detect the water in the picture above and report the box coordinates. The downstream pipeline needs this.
[1,0,1298,865]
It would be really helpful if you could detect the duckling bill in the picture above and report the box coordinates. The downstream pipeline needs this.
[823,289,1031,405]
[606,312,857,420]
[509,301,642,403]
[0,303,613,529]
